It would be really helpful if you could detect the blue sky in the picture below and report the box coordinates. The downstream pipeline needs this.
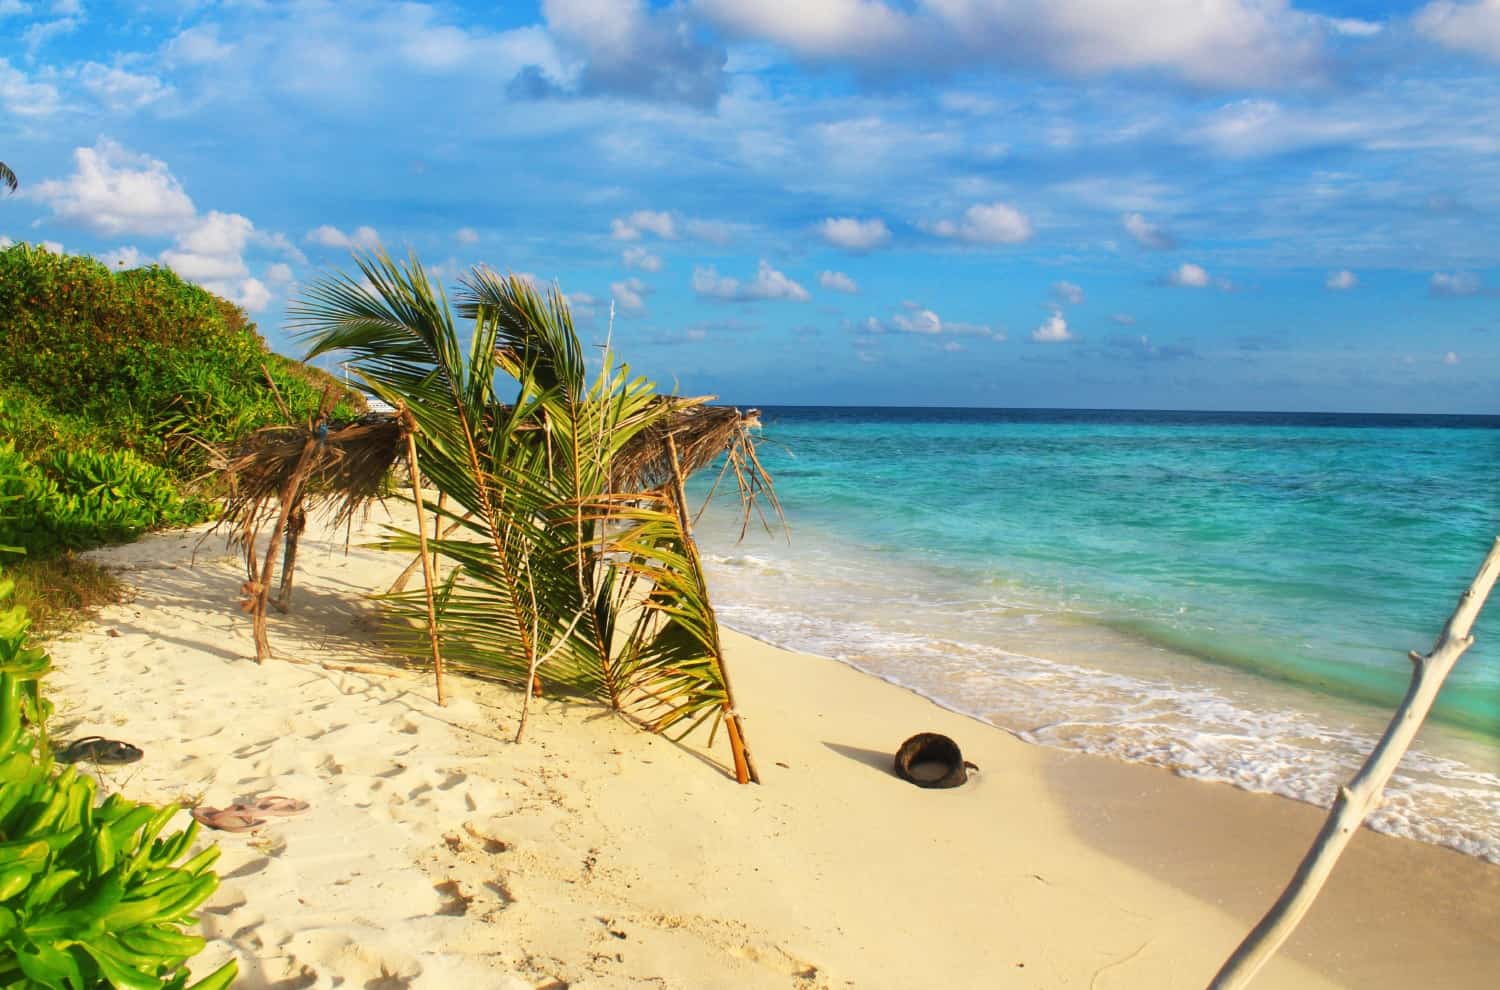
[2,1,1497,412]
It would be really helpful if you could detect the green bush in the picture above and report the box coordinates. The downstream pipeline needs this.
[0,574,237,989]
[0,242,363,480]
[0,444,210,559]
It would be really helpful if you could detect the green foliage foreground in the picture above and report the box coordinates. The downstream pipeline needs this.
[295,253,748,743]
[0,575,235,989]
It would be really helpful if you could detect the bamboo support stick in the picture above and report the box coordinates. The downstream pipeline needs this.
[404,417,447,707]
[1210,536,1500,989]
[664,433,759,784]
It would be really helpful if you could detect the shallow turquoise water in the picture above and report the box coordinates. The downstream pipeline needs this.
[691,407,1500,859]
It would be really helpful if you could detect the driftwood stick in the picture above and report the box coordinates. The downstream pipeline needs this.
[403,418,447,707]
[1210,536,1500,989]
[664,433,758,784]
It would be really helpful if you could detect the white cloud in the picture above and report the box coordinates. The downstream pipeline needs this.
[1052,280,1084,305]
[622,245,662,271]
[33,140,196,236]
[893,307,942,334]
[683,218,735,243]
[266,262,295,284]
[543,0,723,106]
[566,290,599,319]
[819,270,859,294]
[1168,262,1212,288]
[1430,271,1482,296]
[610,276,649,315]
[164,25,234,65]
[0,2,32,18]
[1416,1,1500,62]
[23,16,77,54]
[930,201,1032,245]
[1032,311,1073,343]
[1123,212,1175,250]
[306,224,382,250]
[0,236,14,248]
[233,277,273,313]
[696,0,1325,87]
[692,260,809,302]
[0,57,61,117]
[161,211,254,282]
[610,209,677,240]
[817,216,891,251]
[99,245,146,269]
[39,240,64,254]
[79,63,172,111]
[456,227,480,244]
[1322,17,1382,37]
[1443,350,1460,365]
[1325,269,1358,291]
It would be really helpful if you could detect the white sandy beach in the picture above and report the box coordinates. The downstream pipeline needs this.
[40,506,1500,989]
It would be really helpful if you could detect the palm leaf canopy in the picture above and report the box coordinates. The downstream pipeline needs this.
[286,250,775,763]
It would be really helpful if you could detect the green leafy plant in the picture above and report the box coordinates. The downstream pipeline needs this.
[294,252,761,762]
[0,574,236,989]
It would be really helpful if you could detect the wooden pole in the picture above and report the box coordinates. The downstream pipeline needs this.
[664,433,758,784]
[252,438,318,663]
[273,502,307,613]
[1210,536,1500,989]
[404,415,447,707]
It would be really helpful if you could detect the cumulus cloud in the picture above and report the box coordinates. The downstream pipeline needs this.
[566,290,599,319]
[164,24,234,65]
[1052,280,1084,305]
[33,141,196,235]
[541,0,726,106]
[1325,269,1358,291]
[819,270,859,294]
[306,224,382,249]
[692,260,809,302]
[695,0,1326,88]
[1415,1,1500,62]
[930,201,1032,245]
[610,209,677,240]
[1032,311,1073,343]
[869,302,1002,339]
[1167,262,1212,288]
[622,245,662,271]
[1430,271,1482,296]
[610,276,650,315]
[456,227,480,244]
[1122,212,1175,250]
[0,57,61,116]
[817,216,891,251]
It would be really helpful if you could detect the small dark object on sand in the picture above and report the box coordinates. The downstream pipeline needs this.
[58,735,143,765]
[894,732,978,788]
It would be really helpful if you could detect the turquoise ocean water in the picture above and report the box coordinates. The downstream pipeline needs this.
[690,408,1500,861]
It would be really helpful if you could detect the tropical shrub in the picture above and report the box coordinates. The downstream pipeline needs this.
[0,242,362,479]
[0,574,236,989]
[0,444,208,558]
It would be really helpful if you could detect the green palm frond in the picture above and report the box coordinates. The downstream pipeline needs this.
[0,162,15,194]
[292,250,759,775]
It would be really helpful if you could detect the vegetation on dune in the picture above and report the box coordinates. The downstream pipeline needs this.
[0,573,236,989]
[292,252,769,775]
[0,241,361,570]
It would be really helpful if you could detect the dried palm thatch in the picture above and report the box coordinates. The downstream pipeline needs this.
[218,400,771,552]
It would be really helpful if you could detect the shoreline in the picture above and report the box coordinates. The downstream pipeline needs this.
[41,509,1500,988]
